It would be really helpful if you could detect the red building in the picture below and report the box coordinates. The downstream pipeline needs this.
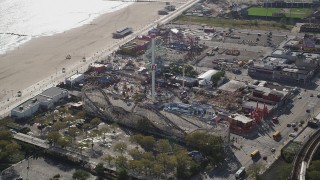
[227,114,256,133]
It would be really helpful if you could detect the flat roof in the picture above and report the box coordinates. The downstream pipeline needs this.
[66,73,83,81]
[242,101,274,110]
[229,114,254,124]
[197,70,219,80]
[11,94,52,113]
[218,80,246,93]
[41,87,67,98]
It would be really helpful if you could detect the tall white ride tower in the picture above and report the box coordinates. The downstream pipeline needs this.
[151,38,156,102]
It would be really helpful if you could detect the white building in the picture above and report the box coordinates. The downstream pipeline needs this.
[11,87,68,119]
[65,73,84,86]
[197,70,219,86]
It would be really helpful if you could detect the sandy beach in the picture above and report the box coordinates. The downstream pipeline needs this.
[0,0,190,102]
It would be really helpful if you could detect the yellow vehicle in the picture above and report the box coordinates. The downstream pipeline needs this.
[273,131,281,139]
[250,149,260,158]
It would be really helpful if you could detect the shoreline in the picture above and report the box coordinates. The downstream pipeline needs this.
[0,1,169,98]
[0,0,198,117]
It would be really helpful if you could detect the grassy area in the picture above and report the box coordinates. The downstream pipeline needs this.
[247,7,313,19]
[175,15,292,31]
[248,7,280,17]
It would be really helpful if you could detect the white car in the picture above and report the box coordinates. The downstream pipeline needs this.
[289,133,298,137]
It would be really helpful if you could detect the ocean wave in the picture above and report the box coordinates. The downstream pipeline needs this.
[0,0,132,55]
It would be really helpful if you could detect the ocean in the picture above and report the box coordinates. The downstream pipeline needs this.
[0,0,131,55]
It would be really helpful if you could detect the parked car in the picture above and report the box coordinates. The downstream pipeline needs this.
[272,117,279,123]
[289,133,298,137]
[287,124,292,127]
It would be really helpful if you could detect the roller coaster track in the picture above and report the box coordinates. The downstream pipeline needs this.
[83,86,185,139]
[82,86,113,121]
[140,103,186,135]
[291,129,320,180]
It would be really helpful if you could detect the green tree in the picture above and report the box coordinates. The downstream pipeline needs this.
[72,169,90,180]
[90,117,102,128]
[68,127,82,141]
[95,162,105,177]
[129,148,143,160]
[142,152,155,161]
[140,136,156,151]
[103,154,114,167]
[140,158,154,177]
[0,130,13,140]
[152,163,164,179]
[128,160,143,175]
[57,136,71,148]
[246,163,265,180]
[186,131,224,164]
[157,153,177,176]
[276,163,292,180]
[308,170,320,180]
[175,149,194,179]
[156,139,172,153]
[46,131,61,145]
[117,168,129,180]
[75,111,86,119]
[52,121,66,131]
[115,155,128,169]
[113,142,128,155]
[211,71,225,83]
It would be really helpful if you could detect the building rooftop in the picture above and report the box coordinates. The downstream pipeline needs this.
[218,80,246,93]
[285,40,299,47]
[242,101,274,111]
[41,87,68,98]
[197,70,219,80]
[11,94,52,113]
[66,73,83,81]
[229,114,253,124]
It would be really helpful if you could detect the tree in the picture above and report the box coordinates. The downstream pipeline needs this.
[68,127,82,142]
[75,111,86,119]
[46,131,61,145]
[211,71,225,83]
[117,168,129,180]
[140,136,155,151]
[140,159,154,177]
[90,117,101,128]
[115,155,128,169]
[72,169,90,180]
[103,154,114,166]
[276,163,292,180]
[157,153,177,176]
[156,139,172,153]
[52,121,66,131]
[308,170,320,180]
[0,130,13,140]
[57,136,71,148]
[142,152,155,161]
[186,132,224,164]
[246,163,265,180]
[95,162,105,177]
[128,160,143,175]
[152,163,164,179]
[113,142,128,155]
[129,148,143,160]
[175,149,194,179]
